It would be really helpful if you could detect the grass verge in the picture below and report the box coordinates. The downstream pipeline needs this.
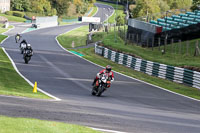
[88,5,98,17]
[0,115,102,133]
[73,47,200,100]
[57,26,89,48]
[0,35,50,99]
[92,31,200,69]
[0,34,7,42]
[0,14,26,22]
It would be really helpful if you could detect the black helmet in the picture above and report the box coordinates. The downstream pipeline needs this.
[106,65,112,72]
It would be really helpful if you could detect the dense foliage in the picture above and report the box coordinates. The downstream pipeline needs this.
[132,0,192,18]
[191,0,200,11]
[10,0,96,16]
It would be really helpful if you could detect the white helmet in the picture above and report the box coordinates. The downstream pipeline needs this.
[27,44,31,49]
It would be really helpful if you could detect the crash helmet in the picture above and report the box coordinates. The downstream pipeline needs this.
[27,44,31,49]
[106,65,112,72]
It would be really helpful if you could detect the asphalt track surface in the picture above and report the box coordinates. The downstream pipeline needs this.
[1,3,200,133]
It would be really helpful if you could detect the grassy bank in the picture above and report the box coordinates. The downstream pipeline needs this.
[0,116,101,133]
[88,5,98,17]
[0,23,13,34]
[92,31,200,69]
[0,34,7,42]
[57,26,89,48]
[0,35,50,99]
[0,14,26,22]
[73,47,200,100]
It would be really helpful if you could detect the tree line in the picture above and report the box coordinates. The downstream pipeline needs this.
[132,0,194,18]
[10,0,96,16]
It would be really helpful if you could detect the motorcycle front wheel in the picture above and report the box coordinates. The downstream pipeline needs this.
[91,86,97,96]
[97,85,105,97]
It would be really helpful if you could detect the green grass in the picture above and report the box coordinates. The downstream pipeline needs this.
[57,26,89,48]
[92,31,200,69]
[96,1,125,24]
[73,47,200,100]
[0,35,50,99]
[0,34,7,42]
[0,14,26,22]
[88,5,98,17]
[0,23,14,34]
[0,116,102,133]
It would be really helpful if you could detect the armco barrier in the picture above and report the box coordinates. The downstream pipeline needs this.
[95,44,200,89]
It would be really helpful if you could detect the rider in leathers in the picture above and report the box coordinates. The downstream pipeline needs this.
[92,65,114,87]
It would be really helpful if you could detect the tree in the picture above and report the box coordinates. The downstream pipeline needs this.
[158,0,170,12]
[116,15,125,25]
[132,0,160,18]
[11,0,31,11]
[31,0,53,15]
[191,0,200,11]
[50,0,69,16]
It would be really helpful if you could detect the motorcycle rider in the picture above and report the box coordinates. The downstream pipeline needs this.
[15,33,22,43]
[20,39,28,48]
[23,43,33,57]
[92,65,114,87]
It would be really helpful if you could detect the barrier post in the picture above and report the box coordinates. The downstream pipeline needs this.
[152,37,154,51]
[158,37,161,51]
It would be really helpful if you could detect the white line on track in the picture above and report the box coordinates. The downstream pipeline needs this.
[90,127,128,133]
[55,77,141,84]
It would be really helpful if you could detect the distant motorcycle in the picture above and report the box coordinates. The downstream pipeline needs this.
[20,43,27,54]
[15,34,21,43]
[23,49,33,64]
[91,73,111,96]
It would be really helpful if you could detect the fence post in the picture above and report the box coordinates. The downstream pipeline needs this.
[164,38,167,54]
[147,38,149,47]
[158,37,161,51]
[132,34,134,45]
[194,40,200,56]
[171,38,174,54]
[152,37,154,51]
[179,40,182,54]
[187,40,189,56]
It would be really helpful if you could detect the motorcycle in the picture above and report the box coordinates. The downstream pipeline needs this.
[91,74,111,96]
[23,49,33,64]
[15,35,21,43]
[20,43,27,54]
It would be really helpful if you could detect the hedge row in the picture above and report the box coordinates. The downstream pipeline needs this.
[5,11,25,18]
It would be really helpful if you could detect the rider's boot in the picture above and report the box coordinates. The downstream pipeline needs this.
[92,78,97,86]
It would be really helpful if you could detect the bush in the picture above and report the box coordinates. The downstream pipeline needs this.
[5,11,13,16]
[13,11,25,18]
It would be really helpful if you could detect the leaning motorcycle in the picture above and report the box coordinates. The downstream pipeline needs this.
[91,74,111,96]
[23,50,33,64]
[20,43,27,54]
[15,36,20,43]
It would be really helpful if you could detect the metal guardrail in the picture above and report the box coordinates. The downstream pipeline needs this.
[95,44,200,89]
